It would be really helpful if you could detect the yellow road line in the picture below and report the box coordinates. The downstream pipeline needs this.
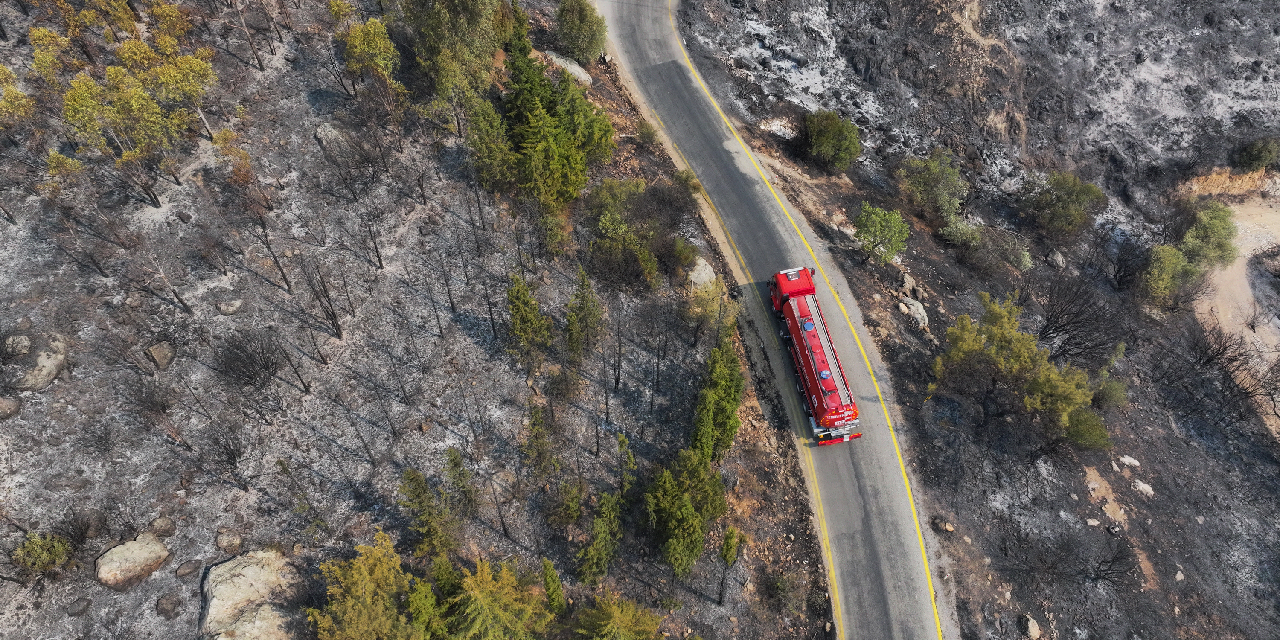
[660,2,945,639]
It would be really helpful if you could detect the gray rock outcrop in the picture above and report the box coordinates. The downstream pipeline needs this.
[201,550,299,640]
[96,532,171,591]
[899,297,928,330]
[543,51,592,85]
[689,257,717,288]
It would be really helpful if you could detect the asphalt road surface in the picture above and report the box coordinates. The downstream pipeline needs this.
[594,1,951,638]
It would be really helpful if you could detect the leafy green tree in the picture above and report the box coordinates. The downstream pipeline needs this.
[574,591,662,640]
[30,27,70,84]
[691,336,744,462]
[1021,172,1107,237]
[898,148,969,222]
[0,66,34,129]
[1141,245,1198,306]
[541,558,567,616]
[1179,199,1238,268]
[11,532,71,576]
[507,273,553,368]
[308,530,444,640]
[804,110,861,172]
[577,492,622,584]
[556,0,608,65]
[398,469,459,558]
[1235,138,1279,172]
[338,17,406,108]
[448,559,552,640]
[933,292,1092,432]
[852,202,909,264]
[565,267,604,362]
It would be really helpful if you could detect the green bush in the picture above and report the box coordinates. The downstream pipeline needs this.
[1235,138,1280,172]
[1021,172,1107,237]
[939,218,981,248]
[804,110,861,172]
[1141,245,1199,306]
[1092,377,1128,410]
[852,202,910,264]
[898,148,969,222]
[556,0,607,65]
[1179,199,1238,268]
[1065,407,1111,449]
[11,532,71,575]
[636,119,658,146]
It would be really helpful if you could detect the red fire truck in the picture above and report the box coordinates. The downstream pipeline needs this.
[769,267,862,445]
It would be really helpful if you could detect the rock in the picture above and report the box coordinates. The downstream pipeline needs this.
[901,271,916,295]
[1023,613,1041,639]
[150,516,176,538]
[689,257,716,288]
[216,529,243,555]
[1133,479,1154,498]
[96,532,171,591]
[156,594,183,620]
[900,297,929,329]
[1175,570,1184,581]
[1047,250,1066,269]
[176,560,204,578]
[3,335,30,357]
[218,300,243,316]
[11,333,69,391]
[1119,455,1140,467]
[201,550,300,639]
[66,598,91,617]
[1086,518,1101,526]
[146,342,175,371]
[0,397,19,420]
[176,210,192,223]
[543,51,592,85]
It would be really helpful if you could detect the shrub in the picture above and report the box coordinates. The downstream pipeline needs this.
[852,202,909,264]
[1179,199,1238,268]
[1092,377,1128,410]
[898,148,969,222]
[1235,138,1280,172]
[216,330,283,388]
[1021,172,1107,237]
[1065,407,1111,449]
[804,111,861,172]
[636,119,658,146]
[11,532,71,576]
[1141,245,1198,306]
[556,0,607,65]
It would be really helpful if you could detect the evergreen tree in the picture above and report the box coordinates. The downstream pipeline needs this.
[465,93,517,192]
[550,70,614,165]
[448,560,552,640]
[507,273,553,368]
[556,0,607,64]
[852,202,910,264]
[541,558,567,616]
[398,469,459,558]
[1141,245,1197,306]
[516,101,586,210]
[401,0,500,97]
[574,591,662,640]
[577,492,622,584]
[565,266,604,362]
[0,66,35,129]
[717,526,742,605]
[308,530,442,640]
[690,336,744,462]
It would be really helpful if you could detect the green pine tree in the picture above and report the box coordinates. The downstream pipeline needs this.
[507,273,553,369]
[398,469,459,558]
[574,591,663,640]
[448,560,552,640]
[565,266,604,362]
[577,492,622,584]
[307,530,440,640]
[541,558,567,616]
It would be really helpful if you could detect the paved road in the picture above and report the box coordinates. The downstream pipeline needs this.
[595,1,950,638]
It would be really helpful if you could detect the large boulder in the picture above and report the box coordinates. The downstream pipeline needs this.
[0,397,19,421]
[7,333,68,391]
[96,532,170,591]
[201,550,299,640]
[543,51,592,85]
[899,297,929,330]
[689,257,717,288]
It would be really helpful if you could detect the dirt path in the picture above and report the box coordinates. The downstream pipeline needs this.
[1195,193,1280,434]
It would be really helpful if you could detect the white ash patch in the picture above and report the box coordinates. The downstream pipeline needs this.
[759,118,797,139]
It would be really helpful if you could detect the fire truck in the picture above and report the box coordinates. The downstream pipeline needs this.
[769,267,862,445]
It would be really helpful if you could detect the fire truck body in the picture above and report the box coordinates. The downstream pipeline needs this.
[770,267,862,445]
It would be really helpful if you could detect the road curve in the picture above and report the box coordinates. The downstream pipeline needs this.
[594,1,951,638]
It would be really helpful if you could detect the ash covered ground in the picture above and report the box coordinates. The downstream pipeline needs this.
[678,0,1280,637]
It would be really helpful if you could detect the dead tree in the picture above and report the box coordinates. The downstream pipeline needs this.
[1035,278,1124,363]
[215,329,283,389]
[247,207,292,293]
[302,259,343,339]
